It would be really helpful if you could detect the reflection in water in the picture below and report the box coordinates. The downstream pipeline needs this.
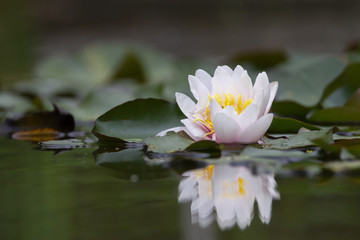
[178,164,280,230]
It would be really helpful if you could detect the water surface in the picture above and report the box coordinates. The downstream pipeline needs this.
[1,137,359,239]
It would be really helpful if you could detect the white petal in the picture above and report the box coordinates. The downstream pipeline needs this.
[236,113,273,143]
[235,70,253,100]
[188,75,210,101]
[215,199,236,226]
[265,81,278,114]
[252,87,270,117]
[212,113,241,143]
[195,69,212,91]
[175,92,196,118]
[236,104,260,131]
[211,76,223,95]
[232,65,245,79]
[221,65,234,75]
[222,105,237,117]
[214,66,233,93]
[209,99,222,121]
[181,119,207,141]
[253,72,269,96]
[156,126,186,136]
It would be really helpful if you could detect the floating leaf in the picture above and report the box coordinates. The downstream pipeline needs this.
[239,146,316,163]
[268,117,320,134]
[271,101,313,120]
[185,140,221,158]
[59,83,136,121]
[308,107,360,124]
[92,98,184,141]
[344,88,360,108]
[262,129,333,150]
[144,132,194,153]
[111,52,145,83]
[269,54,346,107]
[319,63,360,105]
[0,91,36,113]
[228,49,287,70]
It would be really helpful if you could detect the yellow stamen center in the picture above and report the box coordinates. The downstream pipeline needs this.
[193,93,253,139]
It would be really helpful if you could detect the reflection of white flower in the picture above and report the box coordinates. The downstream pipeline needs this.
[158,65,278,143]
[178,165,280,230]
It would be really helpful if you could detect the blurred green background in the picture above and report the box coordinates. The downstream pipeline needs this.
[2,0,360,81]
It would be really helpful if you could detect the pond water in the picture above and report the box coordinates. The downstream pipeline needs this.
[1,137,360,240]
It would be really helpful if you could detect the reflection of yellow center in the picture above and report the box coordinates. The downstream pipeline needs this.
[195,165,214,198]
[193,93,253,138]
[195,165,214,180]
[221,177,246,199]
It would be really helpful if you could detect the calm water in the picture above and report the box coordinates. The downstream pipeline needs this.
[1,137,360,240]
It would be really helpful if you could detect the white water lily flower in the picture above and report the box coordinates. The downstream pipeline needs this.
[158,65,278,143]
[178,165,280,230]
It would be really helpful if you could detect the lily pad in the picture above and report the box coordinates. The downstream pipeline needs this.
[228,49,287,70]
[144,132,194,153]
[262,129,334,150]
[92,98,184,141]
[268,117,320,133]
[307,107,360,124]
[269,54,347,107]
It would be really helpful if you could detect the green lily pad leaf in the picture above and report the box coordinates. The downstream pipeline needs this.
[239,146,316,162]
[262,129,333,150]
[59,83,136,121]
[319,63,360,105]
[144,132,194,153]
[268,117,320,133]
[271,100,313,119]
[312,137,360,160]
[344,88,360,108]
[269,54,347,107]
[185,140,221,152]
[92,98,184,141]
[228,49,287,70]
[0,91,36,113]
[184,140,222,158]
[334,132,360,141]
[111,52,145,83]
[307,106,360,124]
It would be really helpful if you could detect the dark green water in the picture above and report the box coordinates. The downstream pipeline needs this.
[1,137,360,240]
